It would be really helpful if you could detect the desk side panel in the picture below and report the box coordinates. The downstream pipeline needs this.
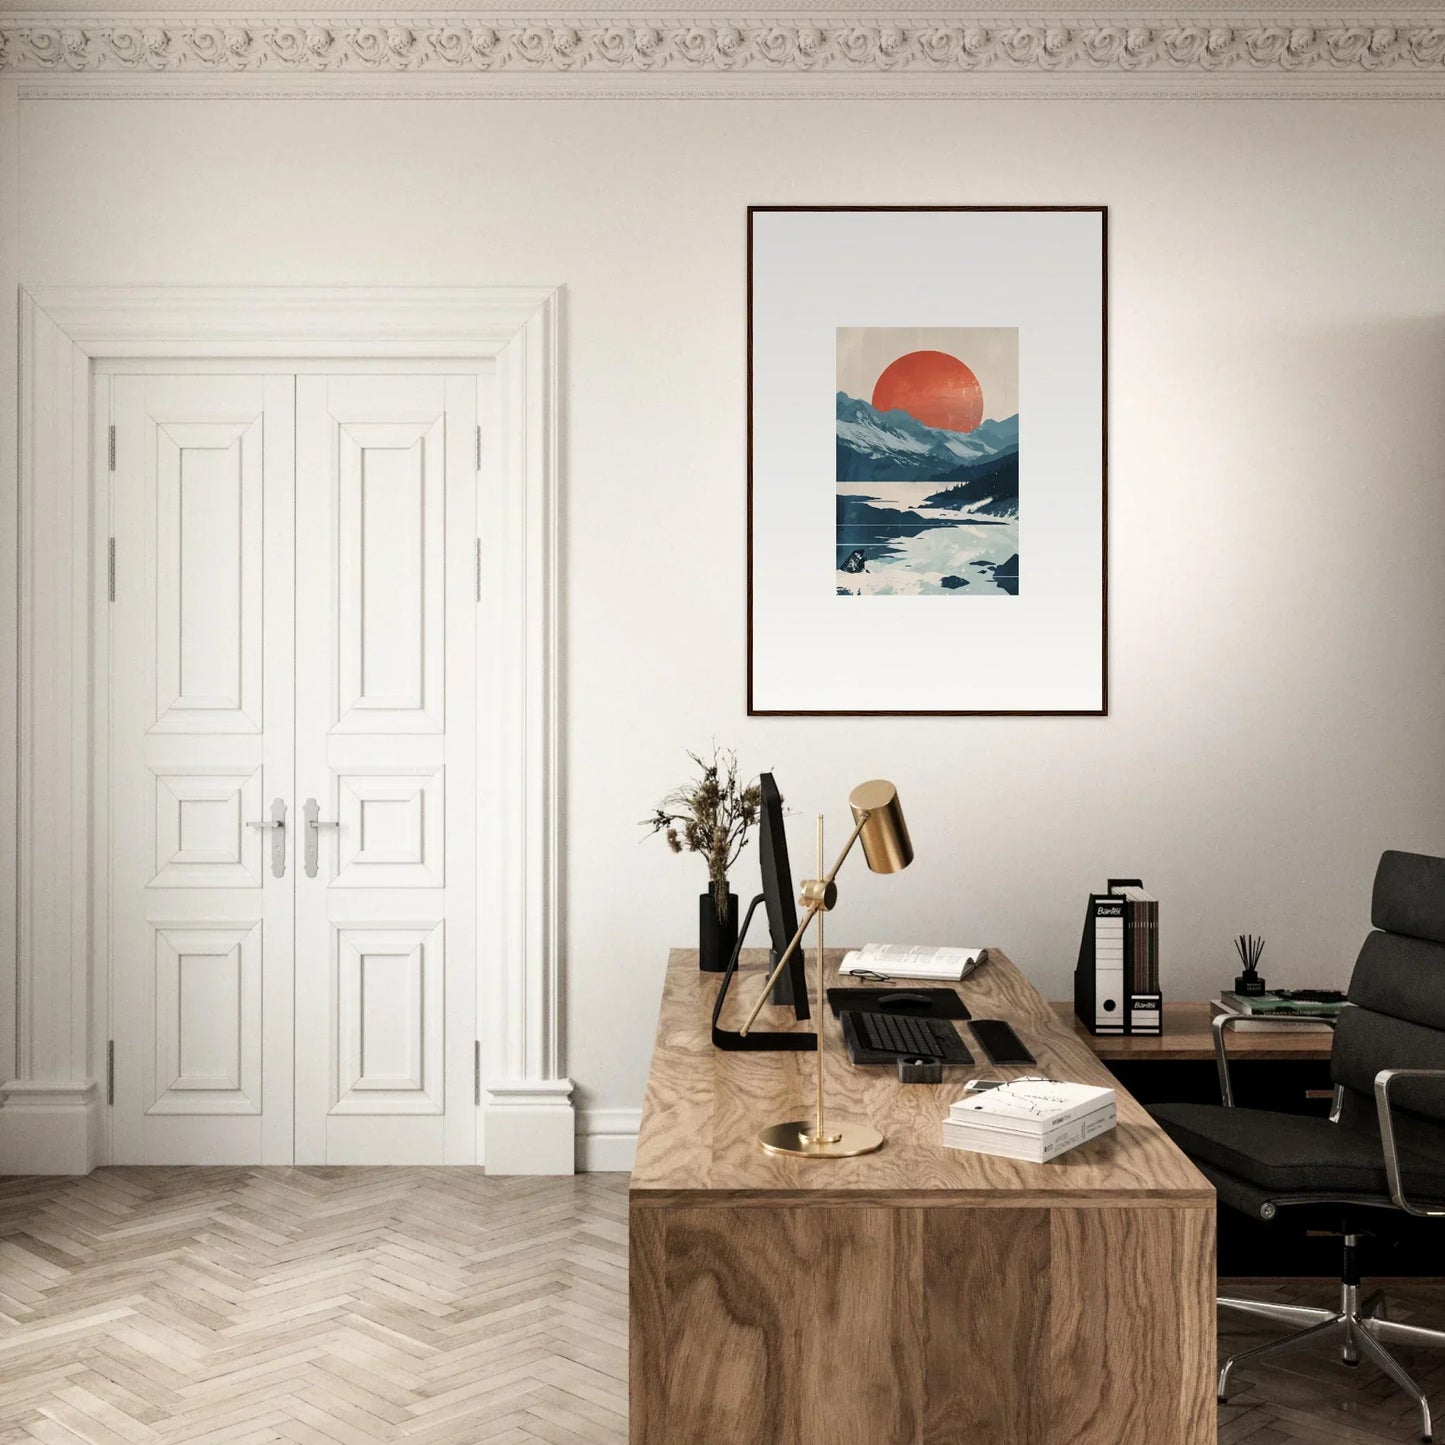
[628,1202,667,1443]
[629,1197,1215,1445]
[1050,1205,1216,1445]
[640,1202,922,1444]
[922,1207,1051,1444]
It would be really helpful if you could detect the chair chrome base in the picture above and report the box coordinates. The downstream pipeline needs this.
[1219,1269,1445,1443]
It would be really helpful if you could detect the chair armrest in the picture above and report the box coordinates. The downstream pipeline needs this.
[1374,1068,1445,1217]
[1212,1010,1338,1108]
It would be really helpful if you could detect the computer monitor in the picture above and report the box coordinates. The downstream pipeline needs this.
[709,771,815,1051]
[758,773,810,1020]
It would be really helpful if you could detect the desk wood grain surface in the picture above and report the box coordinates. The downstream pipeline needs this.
[1054,1000,1335,1062]
[629,948,1217,1445]
[631,947,1213,1207]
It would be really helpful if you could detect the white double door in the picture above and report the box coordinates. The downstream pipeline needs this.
[108,369,479,1165]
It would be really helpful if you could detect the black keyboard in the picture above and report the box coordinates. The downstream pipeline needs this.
[847,1011,974,1064]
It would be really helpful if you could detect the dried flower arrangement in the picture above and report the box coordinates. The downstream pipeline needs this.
[643,746,763,923]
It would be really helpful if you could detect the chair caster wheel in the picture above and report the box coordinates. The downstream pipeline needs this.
[1343,1358,1360,1368]
[1217,1397,1226,1405]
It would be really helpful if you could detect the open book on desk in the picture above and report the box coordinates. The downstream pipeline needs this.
[839,943,985,982]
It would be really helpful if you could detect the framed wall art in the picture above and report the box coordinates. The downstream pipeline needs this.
[747,205,1107,716]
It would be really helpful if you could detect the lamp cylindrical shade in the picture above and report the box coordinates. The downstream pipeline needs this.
[848,780,913,874]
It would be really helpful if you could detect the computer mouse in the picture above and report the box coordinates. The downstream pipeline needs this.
[878,992,932,1010]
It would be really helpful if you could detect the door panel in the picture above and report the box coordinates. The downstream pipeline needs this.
[150,767,265,888]
[152,422,264,731]
[333,922,444,1113]
[333,769,445,888]
[335,419,445,732]
[110,375,295,1164]
[150,922,262,1114]
[294,375,477,1164]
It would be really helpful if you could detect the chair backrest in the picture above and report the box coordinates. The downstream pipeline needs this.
[1331,850,1445,1132]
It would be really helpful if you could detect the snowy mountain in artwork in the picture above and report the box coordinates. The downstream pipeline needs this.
[836,393,1018,484]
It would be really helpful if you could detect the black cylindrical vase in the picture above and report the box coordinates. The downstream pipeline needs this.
[699,888,739,972]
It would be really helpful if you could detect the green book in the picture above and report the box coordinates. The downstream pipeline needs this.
[1221,991,1343,1018]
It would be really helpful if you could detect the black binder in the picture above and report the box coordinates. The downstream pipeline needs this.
[1074,877,1162,1037]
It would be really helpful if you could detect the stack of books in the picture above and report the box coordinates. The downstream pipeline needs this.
[1210,989,1343,1033]
[941,1080,1116,1163]
[1118,886,1159,998]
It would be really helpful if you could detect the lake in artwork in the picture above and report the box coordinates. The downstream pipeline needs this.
[836,327,1019,597]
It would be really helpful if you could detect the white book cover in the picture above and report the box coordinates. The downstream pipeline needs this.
[943,1104,1116,1163]
[944,1100,1116,1143]
[948,1079,1115,1134]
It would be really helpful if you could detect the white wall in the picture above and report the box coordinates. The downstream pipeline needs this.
[17,95,1445,1151]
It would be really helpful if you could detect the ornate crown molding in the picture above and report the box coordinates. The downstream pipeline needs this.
[3,14,1445,88]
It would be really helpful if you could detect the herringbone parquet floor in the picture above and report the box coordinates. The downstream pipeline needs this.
[1,1168,1442,1444]
[1218,1277,1445,1444]
[0,1169,629,1445]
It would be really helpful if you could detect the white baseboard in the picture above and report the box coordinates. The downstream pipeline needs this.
[0,1081,102,1175]
[0,1079,636,1177]
[577,1107,639,1173]
[483,1079,576,1175]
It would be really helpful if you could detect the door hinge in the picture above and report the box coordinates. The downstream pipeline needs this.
[475,424,482,472]
[107,538,116,602]
[474,1041,481,1106]
[474,538,482,603]
[106,1040,115,1106]
[107,425,116,472]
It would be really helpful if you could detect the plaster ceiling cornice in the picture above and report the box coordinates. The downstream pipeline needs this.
[4,10,1445,95]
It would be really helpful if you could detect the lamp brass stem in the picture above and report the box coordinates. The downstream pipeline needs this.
[752,781,904,1160]
[737,811,870,1037]
[816,814,826,1142]
[802,815,841,1147]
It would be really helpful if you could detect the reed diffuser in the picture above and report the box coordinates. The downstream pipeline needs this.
[1233,933,1266,997]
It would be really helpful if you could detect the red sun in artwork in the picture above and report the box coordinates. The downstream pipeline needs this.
[871,350,984,435]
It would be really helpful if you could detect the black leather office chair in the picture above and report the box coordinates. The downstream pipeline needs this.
[1151,850,1445,1443]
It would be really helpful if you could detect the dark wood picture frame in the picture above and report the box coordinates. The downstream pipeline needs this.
[746,204,1109,717]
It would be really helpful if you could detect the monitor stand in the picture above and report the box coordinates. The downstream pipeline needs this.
[769,951,802,1009]
[711,894,817,1052]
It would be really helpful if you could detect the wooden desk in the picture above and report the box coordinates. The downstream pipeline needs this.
[1053,1000,1334,1062]
[631,949,1216,1445]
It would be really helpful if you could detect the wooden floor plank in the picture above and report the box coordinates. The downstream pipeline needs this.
[0,1169,1440,1443]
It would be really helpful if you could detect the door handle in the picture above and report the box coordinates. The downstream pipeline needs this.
[247,797,288,879]
[303,797,340,879]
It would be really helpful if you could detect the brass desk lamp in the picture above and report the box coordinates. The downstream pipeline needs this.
[738,779,913,1158]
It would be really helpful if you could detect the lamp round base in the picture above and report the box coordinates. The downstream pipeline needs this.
[757,1119,884,1158]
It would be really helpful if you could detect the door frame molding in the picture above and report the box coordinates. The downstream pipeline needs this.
[1,286,573,1175]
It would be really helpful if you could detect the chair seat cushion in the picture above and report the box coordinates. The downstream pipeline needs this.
[1149,1102,1445,1199]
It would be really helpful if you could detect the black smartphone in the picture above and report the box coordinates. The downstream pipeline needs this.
[970,1019,1036,1066]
